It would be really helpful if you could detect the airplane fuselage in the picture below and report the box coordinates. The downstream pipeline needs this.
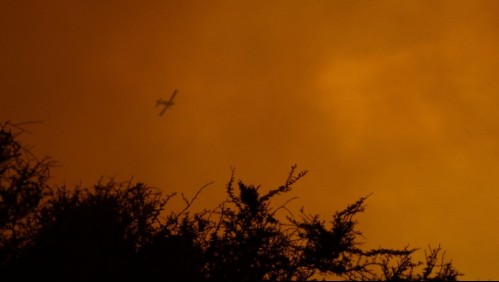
[156,100,174,107]
[156,90,178,115]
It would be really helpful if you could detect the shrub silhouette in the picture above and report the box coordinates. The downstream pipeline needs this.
[0,122,462,281]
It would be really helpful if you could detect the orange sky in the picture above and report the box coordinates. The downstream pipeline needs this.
[2,0,499,279]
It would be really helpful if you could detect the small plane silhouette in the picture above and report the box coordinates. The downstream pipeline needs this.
[156,89,177,116]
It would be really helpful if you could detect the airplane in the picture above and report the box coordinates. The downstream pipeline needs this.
[156,89,178,116]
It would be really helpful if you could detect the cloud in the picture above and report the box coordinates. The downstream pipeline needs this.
[2,1,499,278]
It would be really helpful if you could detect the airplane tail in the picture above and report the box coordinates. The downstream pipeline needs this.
[156,99,162,106]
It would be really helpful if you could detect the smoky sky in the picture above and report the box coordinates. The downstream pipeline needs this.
[2,1,499,279]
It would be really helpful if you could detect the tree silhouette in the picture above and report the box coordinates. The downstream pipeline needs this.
[203,167,308,281]
[0,122,52,270]
[0,122,462,281]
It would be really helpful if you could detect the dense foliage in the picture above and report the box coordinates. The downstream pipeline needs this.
[0,122,461,280]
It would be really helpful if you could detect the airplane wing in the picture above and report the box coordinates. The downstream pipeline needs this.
[168,89,178,103]
[159,105,169,116]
